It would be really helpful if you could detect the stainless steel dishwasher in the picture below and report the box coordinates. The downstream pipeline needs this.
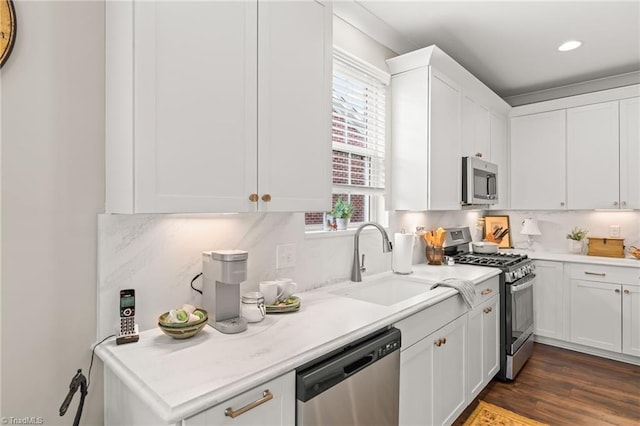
[296,327,401,426]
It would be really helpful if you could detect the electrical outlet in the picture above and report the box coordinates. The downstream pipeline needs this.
[610,225,620,237]
[276,243,296,269]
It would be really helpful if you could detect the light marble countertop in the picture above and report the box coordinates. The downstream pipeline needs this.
[514,250,640,268]
[95,263,500,423]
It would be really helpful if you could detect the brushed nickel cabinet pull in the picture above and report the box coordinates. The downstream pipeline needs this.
[624,289,630,295]
[261,194,272,202]
[560,202,565,207]
[481,289,493,295]
[613,201,619,206]
[225,390,273,418]
[249,194,259,202]
[434,339,442,347]
[622,201,627,207]
[475,152,483,158]
[615,289,621,293]
[584,272,606,277]
[484,307,493,314]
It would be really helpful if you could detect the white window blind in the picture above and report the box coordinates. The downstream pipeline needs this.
[332,48,389,197]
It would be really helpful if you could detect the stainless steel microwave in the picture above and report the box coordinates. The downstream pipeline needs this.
[462,156,498,205]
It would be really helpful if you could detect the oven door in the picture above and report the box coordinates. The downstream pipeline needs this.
[506,273,536,355]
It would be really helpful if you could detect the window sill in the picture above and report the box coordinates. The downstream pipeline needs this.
[305,225,389,240]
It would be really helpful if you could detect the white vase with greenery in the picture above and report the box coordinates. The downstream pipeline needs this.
[332,198,353,231]
[566,227,588,254]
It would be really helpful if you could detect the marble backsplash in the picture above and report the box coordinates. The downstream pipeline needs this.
[97,209,639,338]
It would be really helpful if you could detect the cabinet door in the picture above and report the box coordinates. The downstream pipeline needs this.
[399,337,433,426]
[184,371,295,426]
[622,285,640,357]
[429,69,462,210]
[482,296,500,383]
[462,96,490,159]
[433,315,467,426]
[467,295,499,401]
[510,110,566,209]
[567,101,620,209]
[489,112,508,209]
[620,97,640,209]
[534,261,564,340]
[569,279,622,352]
[257,0,332,212]
[134,1,258,213]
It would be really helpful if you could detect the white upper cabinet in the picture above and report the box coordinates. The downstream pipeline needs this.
[567,101,620,209]
[106,0,332,213]
[489,112,508,209]
[510,110,567,210]
[429,70,463,211]
[620,97,640,209]
[509,86,640,211]
[387,45,510,211]
[462,96,491,160]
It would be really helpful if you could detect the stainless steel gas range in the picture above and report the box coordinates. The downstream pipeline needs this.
[443,227,537,380]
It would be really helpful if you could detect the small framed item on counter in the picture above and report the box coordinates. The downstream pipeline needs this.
[484,215,512,248]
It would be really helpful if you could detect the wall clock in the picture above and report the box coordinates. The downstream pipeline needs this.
[0,0,16,68]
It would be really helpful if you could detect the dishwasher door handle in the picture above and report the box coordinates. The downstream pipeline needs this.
[343,354,375,376]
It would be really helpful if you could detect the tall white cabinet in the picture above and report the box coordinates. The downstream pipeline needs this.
[106,0,332,213]
[387,45,510,211]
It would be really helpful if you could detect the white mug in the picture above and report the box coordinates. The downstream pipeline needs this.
[276,278,297,301]
[259,281,281,305]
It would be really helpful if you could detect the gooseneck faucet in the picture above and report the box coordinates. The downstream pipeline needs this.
[351,222,393,282]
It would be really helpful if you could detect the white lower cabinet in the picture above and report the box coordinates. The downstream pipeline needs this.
[399,314,467,426]
[184,371,295,426]
[533,260,564,340]
[467,294,499,401]
[566,263,640,357]
[397,276,499,426]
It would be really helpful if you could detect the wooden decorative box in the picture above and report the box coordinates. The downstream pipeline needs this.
[587,237,625,258]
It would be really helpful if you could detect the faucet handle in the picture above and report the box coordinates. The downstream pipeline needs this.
[360,254,366,273]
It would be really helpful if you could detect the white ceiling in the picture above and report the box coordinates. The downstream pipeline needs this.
[339,1,640,104]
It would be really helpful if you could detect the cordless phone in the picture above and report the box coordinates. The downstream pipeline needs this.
[116,289,139,345]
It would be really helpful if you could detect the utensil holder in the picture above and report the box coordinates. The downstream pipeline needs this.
[425,246,444,265]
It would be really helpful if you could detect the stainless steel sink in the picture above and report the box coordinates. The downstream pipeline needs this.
[331,276,435,306]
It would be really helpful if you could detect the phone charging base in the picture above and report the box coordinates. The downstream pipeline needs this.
[213,317,247,334]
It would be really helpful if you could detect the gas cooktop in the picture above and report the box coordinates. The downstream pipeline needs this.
[452,252,529,269]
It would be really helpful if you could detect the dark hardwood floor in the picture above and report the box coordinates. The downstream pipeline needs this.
[453,343,640,425]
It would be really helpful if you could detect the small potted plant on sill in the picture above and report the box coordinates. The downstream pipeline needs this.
[566,227,588,254]
[332,198,353,230]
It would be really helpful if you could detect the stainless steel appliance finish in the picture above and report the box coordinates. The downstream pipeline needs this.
[296,327,401,426]
[462,156,499,205]
[202,250,248,334]
[444,227,536,380]
[351,222,393,282]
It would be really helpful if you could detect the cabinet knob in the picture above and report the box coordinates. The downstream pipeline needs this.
[484,307,493,314]
[261,194,272,202]
[560,202,565,207]
[613,201,619,206]
[442,337,447,345]
[615,288,621,293]
[434,339,442,347]
[624,289,630,295]
[475,152,483,158]
[621,201,627,207]
[249,194,259,202]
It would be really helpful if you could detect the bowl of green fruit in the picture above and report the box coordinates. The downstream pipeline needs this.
[158,304,208,339]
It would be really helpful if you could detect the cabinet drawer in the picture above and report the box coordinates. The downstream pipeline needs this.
[184,371,295,425]
[395,294,466,350]
[566,263,637,285]
[474,276,500,306]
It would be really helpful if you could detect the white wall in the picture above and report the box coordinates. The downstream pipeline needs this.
[1,1,105,424]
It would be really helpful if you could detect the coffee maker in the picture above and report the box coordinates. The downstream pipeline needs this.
[202,250,248,334]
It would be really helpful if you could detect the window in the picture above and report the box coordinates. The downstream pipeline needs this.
[305,48,390,228]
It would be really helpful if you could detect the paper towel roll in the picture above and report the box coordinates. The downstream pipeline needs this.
[393,232,414,274]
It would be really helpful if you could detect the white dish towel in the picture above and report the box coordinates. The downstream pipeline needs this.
[430,278,476,309]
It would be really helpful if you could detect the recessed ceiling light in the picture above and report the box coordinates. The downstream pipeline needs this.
[558,40,582,52]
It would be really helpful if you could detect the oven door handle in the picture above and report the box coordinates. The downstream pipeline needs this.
[510,276,536,293]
